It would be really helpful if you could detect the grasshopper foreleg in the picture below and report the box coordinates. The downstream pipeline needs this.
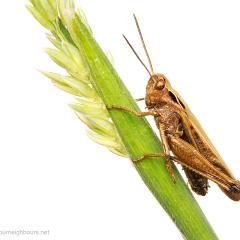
[107,105,157,117]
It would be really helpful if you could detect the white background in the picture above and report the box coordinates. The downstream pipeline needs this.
[1,0,240,239]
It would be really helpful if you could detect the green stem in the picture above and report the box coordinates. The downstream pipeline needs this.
[68,14,219,240]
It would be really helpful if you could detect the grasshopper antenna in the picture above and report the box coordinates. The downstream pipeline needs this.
[133,14,154,75]
[122,34,152,76]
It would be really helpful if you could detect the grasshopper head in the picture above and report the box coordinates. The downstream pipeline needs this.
[145,73,168,107]
[147,73,166,91]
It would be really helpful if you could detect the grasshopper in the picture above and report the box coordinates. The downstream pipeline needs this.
[109,15,240,201]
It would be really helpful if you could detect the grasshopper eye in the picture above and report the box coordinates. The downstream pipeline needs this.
[155,80,165,90]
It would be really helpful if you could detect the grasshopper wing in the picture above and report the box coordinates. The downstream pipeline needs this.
[168,84,240,200]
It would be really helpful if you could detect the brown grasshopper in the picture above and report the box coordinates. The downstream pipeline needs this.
[109,15,240,201]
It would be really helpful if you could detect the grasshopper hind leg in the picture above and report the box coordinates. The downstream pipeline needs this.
[221,181,240,201]
[169,156,209,195]
[169,136,240,201]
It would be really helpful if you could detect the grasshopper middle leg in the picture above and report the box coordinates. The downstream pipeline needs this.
[108,105,176,182]
[133,152,176,183]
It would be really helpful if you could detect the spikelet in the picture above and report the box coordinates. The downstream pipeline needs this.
[27,0,128,157]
